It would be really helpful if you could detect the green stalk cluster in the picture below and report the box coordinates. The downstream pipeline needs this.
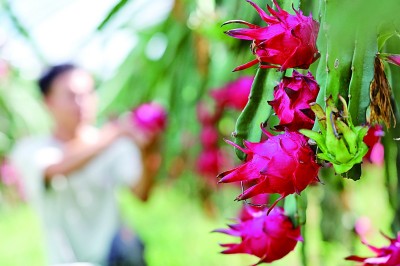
[300,96,369,175]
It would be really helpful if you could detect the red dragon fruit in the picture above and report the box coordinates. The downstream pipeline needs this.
[363,124,385,165]
[214,205,303,264]
[210,76,253,110]
[196,148,227,179]
[218,130,320,213]
[196,101,224,125]
[346,232,400,265]
[200,126,219,149]
[268,71,319,130]
[0,159,25,201]
[131,102,167,134]
[223,0,319,71]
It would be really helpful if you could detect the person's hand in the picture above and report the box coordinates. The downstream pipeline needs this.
[99,120,125,143]
[118,115,161,150]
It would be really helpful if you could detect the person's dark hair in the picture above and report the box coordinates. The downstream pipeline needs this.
[38,63,77,97]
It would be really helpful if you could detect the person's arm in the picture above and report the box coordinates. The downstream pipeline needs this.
[131,137,161,201]
[44,124,121,181]
[114,117,163,201]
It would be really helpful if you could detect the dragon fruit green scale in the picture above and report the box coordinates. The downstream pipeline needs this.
[299,96,369,175]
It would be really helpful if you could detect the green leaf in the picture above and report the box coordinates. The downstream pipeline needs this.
[297,193,308,226]
[97,0,129,30]
[382,126,400,233]
[277,0,300,11]
[322,0,355,105]
[332,163,352,175]
[348,33,377,125]
[283,193,307,228]
[284,194,298,227]
[384,35,400,233]
[3,0,47,63]
[378,31,396,52]
[315,46,327,99]
[313,0,327,131]
[299,129,327,152]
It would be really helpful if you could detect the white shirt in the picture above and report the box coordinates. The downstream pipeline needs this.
[10,134,142,265]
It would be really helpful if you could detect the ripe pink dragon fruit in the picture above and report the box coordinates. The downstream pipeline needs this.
[214,205,303,264]
[0,160,25,200]
[346,232,400,265]
[209,76,253,110]
[200,126,219,149]
[223,0,319,71]
[131,102,167,134]
[196,101,222,125]
[363,124,385,165]
[218,130,320,213]
[196,148,228,180]
[268,71,319,130]
[355,217,373,241]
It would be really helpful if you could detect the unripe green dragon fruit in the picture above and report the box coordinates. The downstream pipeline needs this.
[300,96,369,175]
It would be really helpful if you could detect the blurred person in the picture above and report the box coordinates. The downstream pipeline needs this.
[10,63,160,266]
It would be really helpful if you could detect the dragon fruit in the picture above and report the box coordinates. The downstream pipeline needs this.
[223,0,319,71]
[218,130,320,213]
[215,205,303,264]
[268,71,319,131]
